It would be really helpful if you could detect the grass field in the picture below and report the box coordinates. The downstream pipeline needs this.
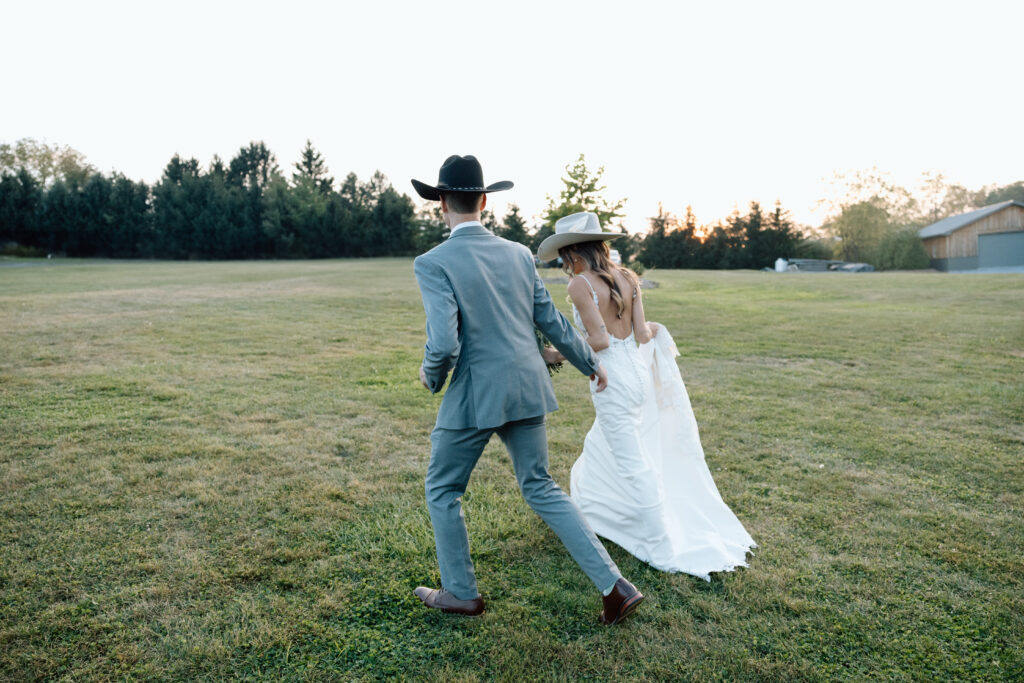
[1,258,1022,681]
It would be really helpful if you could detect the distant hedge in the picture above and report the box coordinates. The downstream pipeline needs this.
[874,229,931,270]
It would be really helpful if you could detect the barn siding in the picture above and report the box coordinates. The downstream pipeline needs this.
[943,205,1024,258]
[924,236,949,259]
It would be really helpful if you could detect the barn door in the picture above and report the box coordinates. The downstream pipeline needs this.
[977,231,1024,268]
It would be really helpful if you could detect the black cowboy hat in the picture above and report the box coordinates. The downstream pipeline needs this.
[411,154,513,201]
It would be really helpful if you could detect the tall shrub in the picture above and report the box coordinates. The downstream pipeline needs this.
[874,229,930,270]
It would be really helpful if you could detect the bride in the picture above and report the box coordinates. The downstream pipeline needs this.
[537,212,756,580]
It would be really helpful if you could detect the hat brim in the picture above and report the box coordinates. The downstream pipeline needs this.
[411,179,514,201]
[537,231,623,262]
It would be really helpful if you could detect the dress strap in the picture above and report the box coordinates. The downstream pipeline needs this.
[578,273,599,305]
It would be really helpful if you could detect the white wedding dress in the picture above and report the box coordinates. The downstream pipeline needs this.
[569,278,756,580]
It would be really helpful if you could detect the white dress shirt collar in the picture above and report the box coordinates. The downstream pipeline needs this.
[449,220,483,237]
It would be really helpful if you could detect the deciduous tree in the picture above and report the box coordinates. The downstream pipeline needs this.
[542,154,626,232]
[832,201,890,263]
[0,138,94,188]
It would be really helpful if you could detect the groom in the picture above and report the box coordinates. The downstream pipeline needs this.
[410,155,643,625]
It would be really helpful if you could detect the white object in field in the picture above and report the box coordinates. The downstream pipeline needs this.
[775,258,788,272]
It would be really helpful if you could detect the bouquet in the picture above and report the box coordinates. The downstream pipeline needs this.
[535,328,563,376]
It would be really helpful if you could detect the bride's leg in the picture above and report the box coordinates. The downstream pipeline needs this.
[588,369,673,555]
[591,389,663,506]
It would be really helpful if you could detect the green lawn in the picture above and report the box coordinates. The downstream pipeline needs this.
[1,258,1022,681]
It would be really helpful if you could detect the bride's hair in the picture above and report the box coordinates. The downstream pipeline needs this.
[559,240,638,319]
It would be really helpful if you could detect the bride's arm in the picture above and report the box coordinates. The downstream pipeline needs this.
[568,277,610,352]
[631,283,657,344]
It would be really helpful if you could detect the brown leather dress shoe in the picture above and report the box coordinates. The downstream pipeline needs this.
[413,587,485,616]
[600,578,644,625]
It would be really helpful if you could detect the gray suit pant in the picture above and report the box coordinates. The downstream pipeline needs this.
[426,414,621,600]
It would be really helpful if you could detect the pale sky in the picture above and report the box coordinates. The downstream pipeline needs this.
[4,0,1021,232]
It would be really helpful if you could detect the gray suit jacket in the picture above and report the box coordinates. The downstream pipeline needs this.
[414,223,598,430]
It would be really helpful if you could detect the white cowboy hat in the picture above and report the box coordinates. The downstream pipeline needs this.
[536,212,623,262]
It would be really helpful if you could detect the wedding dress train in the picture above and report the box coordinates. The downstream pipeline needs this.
[569,323,756,580]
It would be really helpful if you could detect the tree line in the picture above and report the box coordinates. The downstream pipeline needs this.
[0,144,622,262]
[818,170,1024,268]
[3,140,1020,269]
[0,140,429,259]
[528,155,803,271]
[634,170,1023,271]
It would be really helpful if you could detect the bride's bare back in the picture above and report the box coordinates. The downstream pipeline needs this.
[568,267,655,351]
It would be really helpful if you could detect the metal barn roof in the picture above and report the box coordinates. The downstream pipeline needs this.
[919,200,1024,239]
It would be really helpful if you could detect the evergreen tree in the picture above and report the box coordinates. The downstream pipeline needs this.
[39,178,85,255]
[227,142,280,257]
[293,140,334,194]
[372,185,416,256]
[668,206,703,268]
[201,157,247,258]
[0,168,42,247]
[480,208,500,234]
[615,234,641,265]
[336,172,370,256]
[152,155,203,258]
[738,201,765,269]
[77,173,113,256]
[107,174,151,257]
[330,171,415,257]
[498,204,530,246]
[262,175,303,258]
[702,222,741,269]
[227,141,278,191]
[676,206,701,267]
[542,153,626,231]
[639,203,674,267]
[325,188,362,258]
[413,203,447,254]
[756,201,800,266]
[529,223,554,257]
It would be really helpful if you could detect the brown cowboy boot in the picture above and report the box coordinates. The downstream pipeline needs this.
[599,578,644,625]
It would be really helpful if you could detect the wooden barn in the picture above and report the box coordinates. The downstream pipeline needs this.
[919,200,1024,271]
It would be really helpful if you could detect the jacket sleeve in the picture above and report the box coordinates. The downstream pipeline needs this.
[413,255,461,394]
[532,268,598,376]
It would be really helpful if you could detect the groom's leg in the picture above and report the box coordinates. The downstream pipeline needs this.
[425,425,493,601]
[497,415,621,592]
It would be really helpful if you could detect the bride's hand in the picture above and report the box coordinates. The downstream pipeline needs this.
[648,322,660,338]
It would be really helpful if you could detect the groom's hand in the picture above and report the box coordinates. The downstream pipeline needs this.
[541,347,565,365]
[418,365,430,390]
[591,364,609,393]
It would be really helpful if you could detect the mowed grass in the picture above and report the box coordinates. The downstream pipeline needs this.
[1,258,1022,682]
